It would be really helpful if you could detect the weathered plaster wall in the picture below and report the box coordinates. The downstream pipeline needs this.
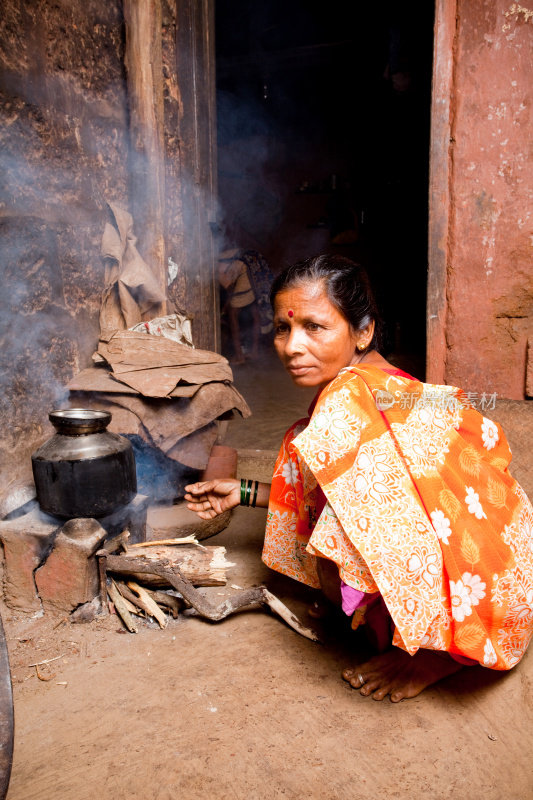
[0,0,219,504]
[162,2,187,310]
[445,0,532,399]
[0,0,130,496]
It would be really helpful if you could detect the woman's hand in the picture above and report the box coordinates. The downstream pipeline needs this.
[184,478,241,519]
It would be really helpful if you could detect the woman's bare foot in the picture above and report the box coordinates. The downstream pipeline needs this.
[342,648,463,702]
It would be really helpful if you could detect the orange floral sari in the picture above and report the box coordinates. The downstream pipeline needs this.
[262,365,533,669]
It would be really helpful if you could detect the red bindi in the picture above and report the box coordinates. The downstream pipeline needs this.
[288,309,294,317]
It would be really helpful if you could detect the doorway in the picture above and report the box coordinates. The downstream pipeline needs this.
[215,1,434,377]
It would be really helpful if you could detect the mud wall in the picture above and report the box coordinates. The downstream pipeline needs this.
[0,0,131,498]
[431,0,532,399]
[0,0,220,503]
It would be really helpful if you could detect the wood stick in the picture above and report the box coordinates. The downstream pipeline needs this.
[105,530,131,553]
[28,654,65,667]
[35,665,55,681]
[126,582,167,629]
[128,537,206,550]
[107,579,138,633]
[116,581,151,616]
[98,551,108,608]
[105,554,319,642]
[260,589,320,642]
[113,574,183,620]
[109,545,233,587]
[114,583,145,616]
[143,588,183,617]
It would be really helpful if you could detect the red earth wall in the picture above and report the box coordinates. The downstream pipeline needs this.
[444,0,532,399]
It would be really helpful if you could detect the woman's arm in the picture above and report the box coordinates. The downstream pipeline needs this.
[184,478,271,520]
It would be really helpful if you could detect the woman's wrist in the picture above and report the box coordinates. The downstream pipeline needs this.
[240,478,259,507]
[239,479,270,508]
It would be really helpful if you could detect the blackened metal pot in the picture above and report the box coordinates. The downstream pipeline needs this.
[31,409,137,518]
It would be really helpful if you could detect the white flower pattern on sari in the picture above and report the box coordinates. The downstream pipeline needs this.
[430,509,452,545]
[262,365,533,668]
[389,386,463,479]
[300,387,365,471]
[481,417,499,450]
[465,487,487,519]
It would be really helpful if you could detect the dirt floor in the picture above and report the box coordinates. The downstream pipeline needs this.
[3,346,533,800]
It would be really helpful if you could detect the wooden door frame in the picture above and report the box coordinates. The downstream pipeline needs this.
[426,0,456,384]
[175,0,220,352]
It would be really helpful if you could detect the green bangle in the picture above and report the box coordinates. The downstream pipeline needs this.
[240,478,246,505]
[251,480,259,508]
[245,479,253,506]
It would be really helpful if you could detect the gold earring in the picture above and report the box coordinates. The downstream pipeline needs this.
[357,342,366,352]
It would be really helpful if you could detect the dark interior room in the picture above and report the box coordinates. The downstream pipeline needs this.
[215,0,435,376]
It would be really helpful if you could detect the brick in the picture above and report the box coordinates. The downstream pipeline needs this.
[0,508,60,613]
[35,518,107,613]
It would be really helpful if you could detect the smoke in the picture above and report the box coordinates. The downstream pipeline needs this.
[125,435,199,503]
[0,63,132,465]
[216,88,289,252]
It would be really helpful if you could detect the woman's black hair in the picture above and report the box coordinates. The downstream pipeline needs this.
[270,254,384,352]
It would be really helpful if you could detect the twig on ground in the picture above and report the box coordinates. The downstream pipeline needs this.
[28,654,65,667]
[35,665,55,681]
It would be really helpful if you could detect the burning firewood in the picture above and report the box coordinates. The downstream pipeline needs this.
[107,579,138,633]
[108,545,234,588]
[101,552,319,642]
[115,579,183,626]
[126,581,167,629]
[127,536,206,550]
[114,581,149,616]
[144,588,183,617]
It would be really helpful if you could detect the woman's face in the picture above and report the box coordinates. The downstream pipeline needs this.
[273,281,365,389]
